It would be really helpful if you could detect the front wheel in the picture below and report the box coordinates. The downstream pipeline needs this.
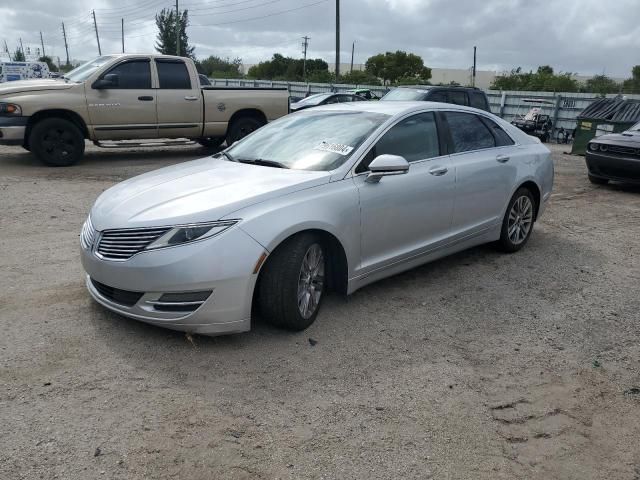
[497,188,536,253]
[29,118,85,166]
[258,233,326,331]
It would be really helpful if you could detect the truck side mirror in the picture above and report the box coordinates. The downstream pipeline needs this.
[93,73,119,89]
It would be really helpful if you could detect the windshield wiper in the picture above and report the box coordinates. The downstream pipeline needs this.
[215,151,236,162]
[238,158,289,169]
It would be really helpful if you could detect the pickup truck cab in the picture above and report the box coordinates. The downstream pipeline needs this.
[0,54,290,166]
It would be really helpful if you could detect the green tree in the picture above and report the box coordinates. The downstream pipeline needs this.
[364,50,431,84]
[490,66,579,92]
[622,65,640,94]
[196,56,242,78]
[584,75,619,95]
[339,70,381,86]
[155,8,195,58]
[13,48,25,61]
[38,56,59,72]
[246,54,329,81]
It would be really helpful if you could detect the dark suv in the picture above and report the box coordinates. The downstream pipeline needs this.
[381,85,491,112]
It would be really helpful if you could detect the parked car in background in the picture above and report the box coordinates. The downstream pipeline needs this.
[0,54,289,165]
[80,101,553,336]
[585,121,640,185]
[346,88,380,100]
[381,85,491,112]
[290,92,367,111]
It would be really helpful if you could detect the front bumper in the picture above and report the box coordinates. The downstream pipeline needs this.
[586,151,640,184]
[81,225,266,336]
[0,116,28,145]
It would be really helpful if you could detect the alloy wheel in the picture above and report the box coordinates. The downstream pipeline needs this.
[507,195,533,245]
[297,244,324,319]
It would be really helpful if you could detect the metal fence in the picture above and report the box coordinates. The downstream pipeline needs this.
[209,78,640,137]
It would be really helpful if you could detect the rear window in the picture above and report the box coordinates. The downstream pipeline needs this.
[448,91,468,106]
[445,111,495,153]
[156,60,191,89]
[381,88,429,101]
[481,117,515,146]
[427,91,447,102]
[470,91,488,110]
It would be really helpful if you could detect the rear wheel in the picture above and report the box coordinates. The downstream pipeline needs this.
[497,187,536,253]
[258,233,326,331]
[29,118,85,166]
[226,116,264,146]
[588,174,609,185]
[197,137,224,149]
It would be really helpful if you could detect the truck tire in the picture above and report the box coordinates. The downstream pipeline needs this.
[29,118,85,167]
[197,137,224,149]
[258,233,326,331]
[226,116,264,146]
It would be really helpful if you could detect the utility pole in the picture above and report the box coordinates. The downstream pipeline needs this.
[335,0,340,80]
[4,39,11,60]
[39,31,45,58]
[350,41,354,74]
[19,38,24,59]
[121,18,125,53]
[175,0,180,56]
[302,36,309,82]
[61,22,70,66]
[472,45,477,87]
[92,10,102,55]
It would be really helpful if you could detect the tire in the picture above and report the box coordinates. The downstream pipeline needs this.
[497,187,537,253]
[29,118,85,166]
[588,174,609,185]
[197,137,224,149]
[226,116,264,146]
[258,233,326,331]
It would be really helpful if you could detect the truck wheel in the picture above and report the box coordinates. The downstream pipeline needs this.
[226,116,264,146]
[29,118,85,166]
[258,233,326,331]
[197,137,224,149]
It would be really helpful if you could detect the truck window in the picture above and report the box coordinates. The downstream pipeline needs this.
[448,91,468,106]
[155,60,191,89]
[102,60,151,89]
[470,91,488,110]
[427,91,447,102]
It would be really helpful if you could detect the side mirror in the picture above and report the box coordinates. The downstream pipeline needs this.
[93,73,119,89]
[365,154,410,183]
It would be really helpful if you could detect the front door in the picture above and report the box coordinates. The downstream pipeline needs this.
[154,59,202,139]
[353,112,455,274]
[85,58,158,140]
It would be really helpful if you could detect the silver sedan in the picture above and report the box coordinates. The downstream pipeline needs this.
[80,102,553,335]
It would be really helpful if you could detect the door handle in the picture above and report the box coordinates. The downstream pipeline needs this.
[496,154,510,163]
[184,95,198,101]
[428,166,448,176]
[137,96,153,101]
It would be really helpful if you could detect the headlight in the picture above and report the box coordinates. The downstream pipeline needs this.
[0,103,22,115]
[145,220,239,250]
[588,143,599,151]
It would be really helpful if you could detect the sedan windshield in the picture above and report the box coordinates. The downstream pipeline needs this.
[294,93,333,106]
[65,56,115,82]
[225,110,389,171]
[381,88,429,101]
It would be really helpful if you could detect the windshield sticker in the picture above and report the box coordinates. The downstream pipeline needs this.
[314,141,354,156]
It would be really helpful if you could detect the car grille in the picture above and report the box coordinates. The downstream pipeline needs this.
[607,145,640,157]
[80,216,97,250]
[97,227,171,260]
[91,278,144,307]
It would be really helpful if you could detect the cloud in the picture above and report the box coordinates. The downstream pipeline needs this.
[1,0,638,77]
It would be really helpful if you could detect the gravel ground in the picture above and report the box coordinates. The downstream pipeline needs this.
[1,142,639,480]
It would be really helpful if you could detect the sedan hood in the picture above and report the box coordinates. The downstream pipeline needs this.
[0,79,74,95]
[91,157,330,231]
[595,130,640,147]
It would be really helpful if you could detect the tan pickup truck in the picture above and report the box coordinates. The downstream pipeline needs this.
[0,54,290,166]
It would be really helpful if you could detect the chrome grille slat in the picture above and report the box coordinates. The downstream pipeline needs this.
[97,226,170,260]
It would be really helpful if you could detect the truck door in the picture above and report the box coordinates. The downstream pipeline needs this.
[85,58,158,140]
[154,58,202,139]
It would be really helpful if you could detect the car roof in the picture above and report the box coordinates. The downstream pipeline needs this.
[305,101,491,117]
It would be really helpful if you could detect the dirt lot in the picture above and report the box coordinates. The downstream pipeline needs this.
[0,142,639,479]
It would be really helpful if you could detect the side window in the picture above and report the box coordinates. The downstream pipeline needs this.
[338,95,353,103]
[428,91,447,102]
[325,96,340,104]
[448,91,469,106]
[481,117,515,147]
[445,111,495,153]
[156,60,191,89]
[356,112,440,173]
[469,91,488,110]
[102,60,151,89]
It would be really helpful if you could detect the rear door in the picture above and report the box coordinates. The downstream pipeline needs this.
[85,58,158,140]
[442,111,518,236]
[154,58,202,139]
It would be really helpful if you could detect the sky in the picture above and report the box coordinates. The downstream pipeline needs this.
[1,0,639,77]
